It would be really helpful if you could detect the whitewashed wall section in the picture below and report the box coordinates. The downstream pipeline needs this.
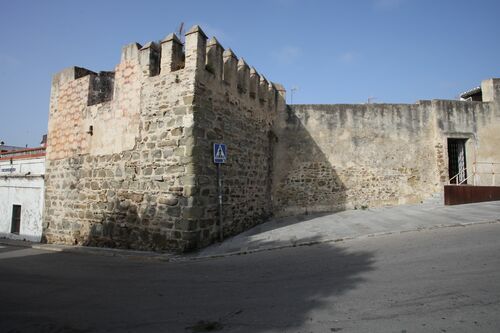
[0,158,45,242]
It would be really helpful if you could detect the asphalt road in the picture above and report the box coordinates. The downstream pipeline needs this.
[1,223,499,333]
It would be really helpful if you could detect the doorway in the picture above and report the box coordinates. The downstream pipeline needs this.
[448,138,467,184]
[11,204,21,234]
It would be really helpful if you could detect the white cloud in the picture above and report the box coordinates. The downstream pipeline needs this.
[271,46,301,65]
[338,51,360,64]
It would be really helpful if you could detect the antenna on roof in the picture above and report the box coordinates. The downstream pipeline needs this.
[178,22,184,36]
[177,22,185,43]
[290,86,299,105]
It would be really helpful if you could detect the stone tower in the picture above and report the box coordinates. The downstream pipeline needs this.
[44,25,286,251]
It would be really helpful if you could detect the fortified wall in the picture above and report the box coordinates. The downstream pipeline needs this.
[44,25,500,252]
[273,83,500,216]
[44,25,285,251]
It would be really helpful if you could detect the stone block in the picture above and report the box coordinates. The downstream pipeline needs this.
[166,206,181,217]
[183,95,195,105]
[171,127,183,136]
[183,185,198,197]
[182,175,197,186]
[182,206,204,219]
[158,195,178,206]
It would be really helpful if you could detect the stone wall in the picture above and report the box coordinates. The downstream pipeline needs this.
[273,102,440,216]
[44,26,285,251]
[44,33,200,251]
[433,91,500,186]
[190,37,286,246]
[272,80,500,217]
[132,27,287,247]
[44,24,500,252]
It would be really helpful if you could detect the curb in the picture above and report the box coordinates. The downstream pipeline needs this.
[183,218,500,262]
[31,244,174,261]
[1,219,499,262]
[0,239,173,261]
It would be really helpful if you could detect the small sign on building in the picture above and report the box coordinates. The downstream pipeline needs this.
[213,143,227,241]
[213,143,227,164]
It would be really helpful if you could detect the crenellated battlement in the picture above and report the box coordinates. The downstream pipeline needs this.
[47,25,286,163]
[51,25,284,112]
[43,24,500,253]
[45,25,287,251]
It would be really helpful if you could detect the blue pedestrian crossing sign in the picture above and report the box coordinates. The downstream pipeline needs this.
[213,143,227,164]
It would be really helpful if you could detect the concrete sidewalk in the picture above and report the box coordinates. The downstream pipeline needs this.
[193,200,500,258]
[2,200,499,261]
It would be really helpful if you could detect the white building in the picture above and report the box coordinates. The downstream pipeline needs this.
[0,147,45,242]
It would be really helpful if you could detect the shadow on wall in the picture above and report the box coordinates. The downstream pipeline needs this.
[81,198,190,253]
[273,106,347,217]
[42,159,197,253]
[0,239,374,332]
[42,104,347,253]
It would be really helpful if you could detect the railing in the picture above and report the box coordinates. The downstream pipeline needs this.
[449,161,500,186]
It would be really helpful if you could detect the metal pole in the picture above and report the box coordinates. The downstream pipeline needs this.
[492,162,495,186]
[473,161,477,186]
[217,163,223,242]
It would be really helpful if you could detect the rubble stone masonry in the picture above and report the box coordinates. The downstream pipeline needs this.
[44,26,285,251]
[273,81,500,216]
[44,25,500,251]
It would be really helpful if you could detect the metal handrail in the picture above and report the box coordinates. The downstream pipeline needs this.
[449,161,499,186]
[449,167,469,185]
[473,162,500,165]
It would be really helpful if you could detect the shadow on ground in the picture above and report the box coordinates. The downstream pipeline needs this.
[0,239,374,333]
[234,211,336,237]
[40,104,350,254]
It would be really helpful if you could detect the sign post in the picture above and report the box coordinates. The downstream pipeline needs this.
[213,143,227,242]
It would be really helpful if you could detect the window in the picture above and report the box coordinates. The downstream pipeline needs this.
[11,204,21,234]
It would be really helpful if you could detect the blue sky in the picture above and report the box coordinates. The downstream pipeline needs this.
[1,0,499,147]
